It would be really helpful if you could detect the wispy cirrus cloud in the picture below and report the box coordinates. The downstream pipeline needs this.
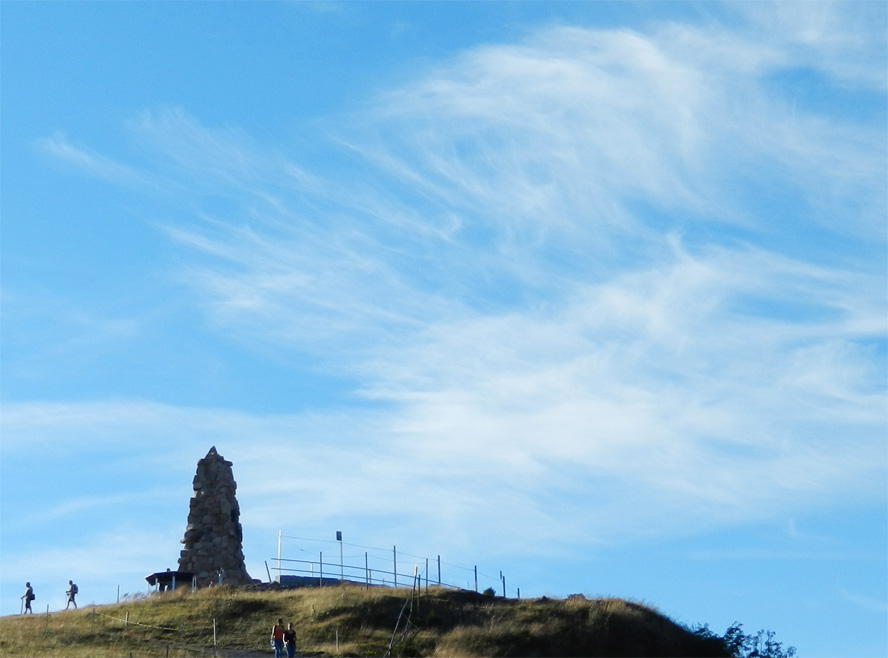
[36,132,148,187]
[353,20,886,244]
[841,588,888,615]
[24,7,886,559]
[730,0,888,89]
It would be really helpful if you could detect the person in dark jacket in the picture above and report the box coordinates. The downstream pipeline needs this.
[284,622,297,658]
[21,583,34,614]
[66,580,78,609]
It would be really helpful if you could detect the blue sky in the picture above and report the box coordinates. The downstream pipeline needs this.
[1,1,886,655]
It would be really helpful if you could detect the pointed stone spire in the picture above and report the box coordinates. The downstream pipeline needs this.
[178,447,252,586]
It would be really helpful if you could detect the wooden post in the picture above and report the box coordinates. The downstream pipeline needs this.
[437,555,441,587]
[320,552,324,587]
[365,552,369,588]
[474,566,478,592]
[393,546,398,588]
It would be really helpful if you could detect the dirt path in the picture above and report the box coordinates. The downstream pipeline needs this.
[132,643,323,657]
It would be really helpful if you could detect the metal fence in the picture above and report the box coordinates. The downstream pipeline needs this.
[269,531,519,598]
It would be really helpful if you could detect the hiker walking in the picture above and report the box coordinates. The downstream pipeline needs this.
[65,580,78,609]
[284,622,298,658]
[271,618,285,658]
[21,582,34,614]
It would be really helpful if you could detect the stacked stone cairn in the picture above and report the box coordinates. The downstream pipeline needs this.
[178,446,252,587]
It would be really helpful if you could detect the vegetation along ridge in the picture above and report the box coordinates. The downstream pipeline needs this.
[0,583,796,658]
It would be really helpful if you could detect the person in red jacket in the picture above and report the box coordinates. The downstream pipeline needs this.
[270,618,285,658]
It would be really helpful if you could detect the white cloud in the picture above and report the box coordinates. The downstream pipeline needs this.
[0,526,183,611]
[15,4,886,599]
[729,0,888,89]
[841,588,888,615]
[360,20,885,242]
[36,133,148,187]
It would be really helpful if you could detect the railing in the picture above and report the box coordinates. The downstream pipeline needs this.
[269,531,519,597]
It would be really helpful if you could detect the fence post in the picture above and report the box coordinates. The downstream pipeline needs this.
[393,546,398,588]
[437,556,441,587]
[425,558,429,593]
[320,552,324,587]
[337,531,344,581]
[277,530,283,582]
[474,566,478,592]
[365,553,369,588]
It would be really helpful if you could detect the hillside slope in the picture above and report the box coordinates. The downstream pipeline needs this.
[0,584,730,657]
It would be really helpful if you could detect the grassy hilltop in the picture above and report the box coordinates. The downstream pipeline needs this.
[0,584,763,657]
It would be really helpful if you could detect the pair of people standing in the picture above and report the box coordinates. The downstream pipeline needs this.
[270,618,297,658]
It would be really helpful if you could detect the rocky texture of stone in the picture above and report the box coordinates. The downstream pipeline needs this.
[178,446,252,586]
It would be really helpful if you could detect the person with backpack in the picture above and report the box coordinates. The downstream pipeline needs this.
[21,582,34,614]
[65,580,78,610]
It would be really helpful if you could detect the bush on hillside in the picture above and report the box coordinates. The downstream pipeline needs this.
[692,622,796,658]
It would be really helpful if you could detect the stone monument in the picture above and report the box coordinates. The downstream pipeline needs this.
[178,446,252,586]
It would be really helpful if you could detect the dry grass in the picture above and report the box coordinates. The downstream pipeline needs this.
[0,585,729,657]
